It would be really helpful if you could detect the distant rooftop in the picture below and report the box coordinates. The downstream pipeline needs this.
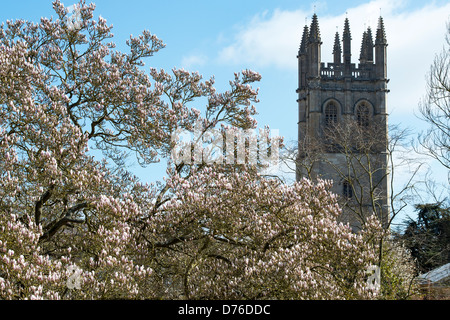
[417,263,450,284]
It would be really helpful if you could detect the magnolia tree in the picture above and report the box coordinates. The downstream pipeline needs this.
[0,0,394,299]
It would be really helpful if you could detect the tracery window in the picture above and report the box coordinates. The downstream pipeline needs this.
[343,180,353,199]
[356,103,370,127]
[324,102,338,127]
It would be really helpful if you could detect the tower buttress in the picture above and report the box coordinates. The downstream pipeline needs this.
[297,24,309,167]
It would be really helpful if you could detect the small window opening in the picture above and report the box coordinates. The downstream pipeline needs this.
[325,103,338,127]
[343,180,353,199]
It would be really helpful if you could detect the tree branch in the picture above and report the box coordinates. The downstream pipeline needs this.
[39,202,87,242]
[34,184,55,225]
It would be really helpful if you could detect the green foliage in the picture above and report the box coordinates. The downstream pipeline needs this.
[379,240,418,299]
[399,202,450,274]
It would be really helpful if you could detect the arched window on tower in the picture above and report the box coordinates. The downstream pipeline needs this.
[324,102,338,127]
[343,180,353,199]
[356,102,370,127]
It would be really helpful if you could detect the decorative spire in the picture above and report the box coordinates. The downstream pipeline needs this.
[333,31,342,63]
[359,30,368,62]
[366,27,374,61]
[299,25,309,55]
[375,16,387,45]
[342,17,352,67]
[360,26,374,64]
[333,31,342,54]
[309,13,321,43]
[375,16,387,79]
[343,17,351,41]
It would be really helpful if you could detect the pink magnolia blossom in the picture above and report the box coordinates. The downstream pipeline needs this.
[0,0,415,300]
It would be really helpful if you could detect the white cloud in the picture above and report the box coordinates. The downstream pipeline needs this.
[210,0,450,223]
[216,0,404,69]
[215,0,450,115]
[217,8,307,69]
[181,54,209,69]
[385,3,450,114]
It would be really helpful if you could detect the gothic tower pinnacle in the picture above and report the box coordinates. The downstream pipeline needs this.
[333,31,342,64]
[343,17,352,75]
[375,16,388,79]
[308,13,322,77]
[360,27,374,64]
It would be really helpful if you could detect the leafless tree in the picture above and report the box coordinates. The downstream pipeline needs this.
[290,119,423,232]
[417,21,450,182]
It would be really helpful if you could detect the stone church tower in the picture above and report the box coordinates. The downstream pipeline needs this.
[296,14,389,230]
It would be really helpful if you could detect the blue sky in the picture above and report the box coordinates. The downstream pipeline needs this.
[1,0,449,225]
